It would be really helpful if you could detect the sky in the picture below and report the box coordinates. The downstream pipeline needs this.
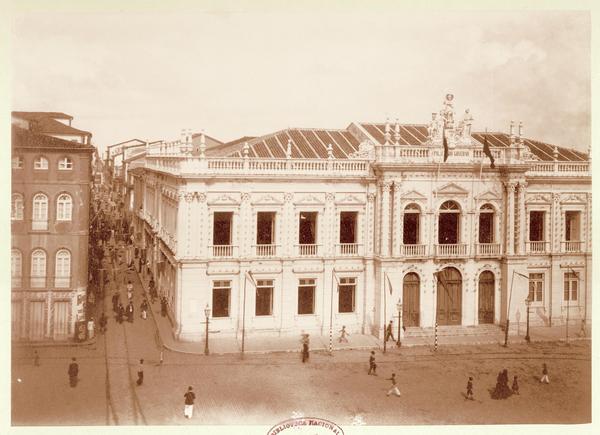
[9,5,591,154]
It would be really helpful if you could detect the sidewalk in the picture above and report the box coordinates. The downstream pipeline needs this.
[131,261,591,356]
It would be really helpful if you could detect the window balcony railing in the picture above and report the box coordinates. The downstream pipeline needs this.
[32,220,48,231]
[255,244,277,257]
[30,276,46,288]
[435,244,468,257]
[526,241,549,254]
[400,244,427,257]
[337,243,359,256]
[54,276,71,288]
[11,276,22,288]
[562,240,583,253]
[211,245,235,258]
[476,243,502,256]
[296,244,319,257]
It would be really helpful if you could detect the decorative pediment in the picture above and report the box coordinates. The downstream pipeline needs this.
[475,189,501,201]
[251,194,283,206]
[561,193,586,204]
[434,182,469,197]
[294,194,324,205]
[401,190,428,202]
[208,193,240,205]
[335,194,364,205]
[526,193,551,204]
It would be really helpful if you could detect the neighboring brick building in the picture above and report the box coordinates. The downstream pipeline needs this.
[11,112,95,341]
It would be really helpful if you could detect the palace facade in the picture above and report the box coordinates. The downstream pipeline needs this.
[130,95,591,342]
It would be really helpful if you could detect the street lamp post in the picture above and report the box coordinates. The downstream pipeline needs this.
[525,297,531,343]
[396,300,402,347]
[204,304,211,356]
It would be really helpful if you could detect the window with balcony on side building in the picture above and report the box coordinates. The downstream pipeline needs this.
[528,273,544,303]
[256,212,276,256]
[438,201,460,244]
[31,249,47,288]
[565,211,581,245]
[299,211,318,256]
[255,279,274,316]
[212,211,233,256]
[32,193,48,230]
[298,278,316,315]
[529,211,545,241]
[55,249,71,288]
[212,280,231,317]
[11,249,22,288]
[478,204,494,243]
[339,211,358,255]
[403,204,420,244]
[12,193,24,220]
[338,277,356,313]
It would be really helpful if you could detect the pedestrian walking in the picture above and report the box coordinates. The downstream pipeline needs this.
[183,386,196,419]
[301,333,310,363]
[149,278,157,303]
[127,280,134,300]
[338,325,349,343]
[540,363,549,384]
[68,357,79,387]
[512,375,519,395]
[386,320,395,342]
[87,317,95,339]
[117,303,124,324]
[161,296,168,317]
[136,359,144,386]
[140,299,149,320]
[112,292,119,313]
[33,350,40,367]
[126,302,134,323]
[386,373,401,397]
[368,351,377,375]
[466,377,474,400]
[99,312,107,333]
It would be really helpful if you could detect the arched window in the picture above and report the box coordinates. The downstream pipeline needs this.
[58,157,73,170]
[32,193,48,230]
[403,203,421,245]
[11,249,22,287]
[34,156,49,170]
[11,193,24,220]
[12,156,24,169]
[478,204,495,243]
[55,249,71,288]
[56,194,73,221]
[31,249,47,288]
[438,201,461,244]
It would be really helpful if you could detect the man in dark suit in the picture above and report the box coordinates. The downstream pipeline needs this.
[68,357,79,387]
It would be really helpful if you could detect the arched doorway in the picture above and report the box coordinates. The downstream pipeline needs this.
[402,273,420,327]
[436,267,462,325]
[478,271,495,324]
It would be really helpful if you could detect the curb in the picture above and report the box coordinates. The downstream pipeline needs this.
[13,338,97,349]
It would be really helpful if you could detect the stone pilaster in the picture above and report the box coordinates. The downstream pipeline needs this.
[392,180,402,257]
[197,193,207,259]
[366,192,376,256]
[283,193,294,257]
[324,192,336,257]
[240,192,252,258]
[516,181,527,254]
[504,181,516,255]
[551,192,561,253]
[379,181,392,256]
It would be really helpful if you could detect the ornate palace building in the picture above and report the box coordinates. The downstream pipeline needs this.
[130,95,591,343]
[11,112,94,341]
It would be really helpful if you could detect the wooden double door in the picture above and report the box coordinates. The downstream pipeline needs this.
[436,267,462,325]
[402,273,420,327]
[478,271,495,324]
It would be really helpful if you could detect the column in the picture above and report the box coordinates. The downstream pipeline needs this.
[379,181,392,256]
[392,180,402,257]
[504,181,516,255]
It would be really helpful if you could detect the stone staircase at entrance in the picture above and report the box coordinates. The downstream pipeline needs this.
[404,324,502,338]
